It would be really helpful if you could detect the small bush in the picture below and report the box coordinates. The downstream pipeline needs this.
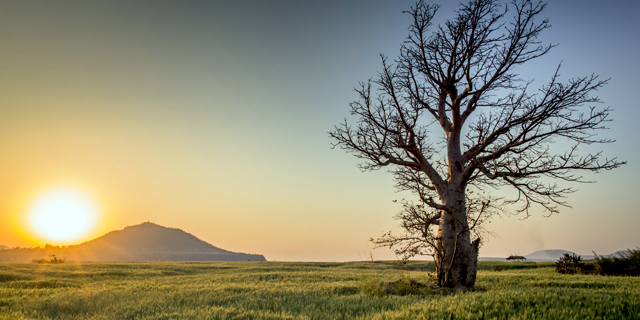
[594,248,640,276]
[555,248,640,276]
[555,253,584,274]
[32,254,66,264]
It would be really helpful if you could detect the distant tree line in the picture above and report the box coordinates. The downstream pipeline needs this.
[1,244,73,250]
[556,249,640,276]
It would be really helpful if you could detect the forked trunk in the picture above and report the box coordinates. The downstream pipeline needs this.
[434,188,479,290]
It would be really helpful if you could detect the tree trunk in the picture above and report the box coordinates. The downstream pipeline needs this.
[435,186,479,290]
[432,104,480,290]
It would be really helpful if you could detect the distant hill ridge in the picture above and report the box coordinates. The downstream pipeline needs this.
[524,249,581,261]
[77,222,232,254]
[0,222,266,262]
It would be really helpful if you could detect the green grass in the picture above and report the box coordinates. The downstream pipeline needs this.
[0,261,638,319]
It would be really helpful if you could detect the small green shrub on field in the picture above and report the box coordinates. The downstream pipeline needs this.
[556,253,584,274]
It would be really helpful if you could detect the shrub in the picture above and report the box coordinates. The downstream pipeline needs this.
[32,254,66,264]
[555,253,584,274]
[594,248,640,276]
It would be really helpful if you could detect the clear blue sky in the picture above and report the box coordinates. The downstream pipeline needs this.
[0,0,638,260]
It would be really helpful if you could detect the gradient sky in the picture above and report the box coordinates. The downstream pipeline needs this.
[0,0,638,261]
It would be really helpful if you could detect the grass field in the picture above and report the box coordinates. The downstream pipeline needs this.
[1,260,639,319]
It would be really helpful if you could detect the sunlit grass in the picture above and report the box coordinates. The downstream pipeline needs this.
[0,261,638,319]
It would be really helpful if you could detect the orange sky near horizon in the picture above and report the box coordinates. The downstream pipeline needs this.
[1,0,639,261]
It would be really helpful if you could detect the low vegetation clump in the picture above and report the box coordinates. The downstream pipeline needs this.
[31,255,65,264]
[555,248,640,276]
[593,248,640,276]
[556,253,585,274]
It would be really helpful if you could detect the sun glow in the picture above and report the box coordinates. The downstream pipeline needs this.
[28,189,99,243]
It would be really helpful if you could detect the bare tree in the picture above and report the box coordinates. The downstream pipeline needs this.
[330,0,624,290]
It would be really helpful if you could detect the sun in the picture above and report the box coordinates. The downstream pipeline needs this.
[28,188,99,243]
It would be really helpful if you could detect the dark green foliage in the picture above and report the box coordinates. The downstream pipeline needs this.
[593,248,640,276]
[556,253,584,274]
[554,248,640,276]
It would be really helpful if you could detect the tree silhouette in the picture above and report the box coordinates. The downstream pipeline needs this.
[330,0,624,290]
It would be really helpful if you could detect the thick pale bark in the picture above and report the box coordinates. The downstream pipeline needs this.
[434,119,479,290]
[436,187,478,290]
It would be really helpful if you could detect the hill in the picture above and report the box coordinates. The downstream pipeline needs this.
[0,222,265,262]
[524,249,583,262]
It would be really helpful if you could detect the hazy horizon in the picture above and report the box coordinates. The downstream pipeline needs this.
[1,0,638,262]
[2,221,624,261]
